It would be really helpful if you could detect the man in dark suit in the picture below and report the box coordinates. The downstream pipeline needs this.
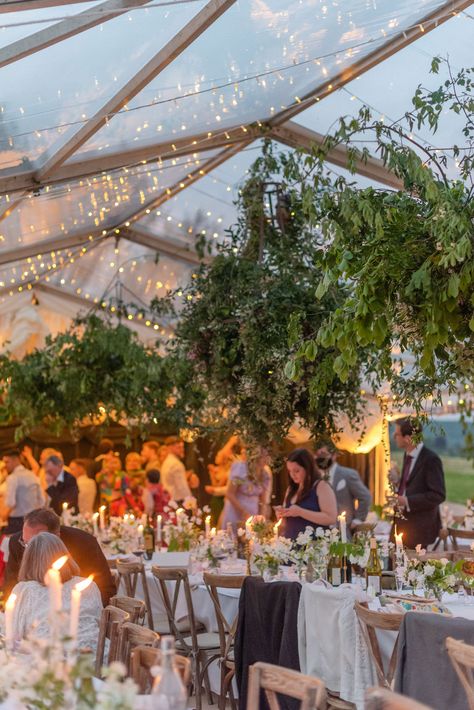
[392,418,446,549]
[4,508,116,605]
[44,454,79,514]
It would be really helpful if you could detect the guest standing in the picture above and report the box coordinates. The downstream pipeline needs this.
[9,532,102,652]
[220,446,272,532]
[277,448,337,540]
[0,450,44,534]
[206,435,243,524]
[140,440,161,473]
[315,443,372,534]
[44,454,79,514]
[142,469,170,517]
[69,458,97,515]
[4,508,116,605]
[160,437,192,503]
[392,418,445,549]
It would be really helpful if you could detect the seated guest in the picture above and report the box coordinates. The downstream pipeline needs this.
[9,532,102,652]
[125,451,145,481]
[69,458,97,515]
[220,446,272,532]
[142,469,170,517]
[4,508,116,606]
[276,448,337,540]
[0,450,44,534]
[44,454,79,515]
[315,442,372,535]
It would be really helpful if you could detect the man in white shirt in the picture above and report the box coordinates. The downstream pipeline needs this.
[160,437,192,503]
[1,450,44,534]
[69,458,97,515]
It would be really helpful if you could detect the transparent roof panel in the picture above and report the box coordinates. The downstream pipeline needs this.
[137,141,263,244]
[0,3,102,48]
[74,0,446,158]
[292,13,472,179]
[0,237,193,305]
[0,149,220,249]
[0,0,206,169]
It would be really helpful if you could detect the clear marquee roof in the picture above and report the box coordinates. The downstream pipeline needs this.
[0,0,472,345]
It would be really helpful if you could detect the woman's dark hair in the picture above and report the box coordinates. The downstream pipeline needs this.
[285,448,320,504]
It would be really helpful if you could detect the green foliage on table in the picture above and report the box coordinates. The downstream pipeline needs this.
[280,58,474,418]
[151,143,364,445]
[0,314,179,440]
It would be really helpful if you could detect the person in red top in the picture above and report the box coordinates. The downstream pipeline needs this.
[142,469,169,517]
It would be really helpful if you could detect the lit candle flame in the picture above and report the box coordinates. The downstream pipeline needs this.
[52,555,68,571]
[5,593,16,611]
[75,574,94,592]
[62,502,68,510]
[92,512,99,520]
[99,505,106,512]
[274,518,282,529]
[395,532,403,545]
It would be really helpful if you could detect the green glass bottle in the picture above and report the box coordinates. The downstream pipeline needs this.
[366,537,382,595]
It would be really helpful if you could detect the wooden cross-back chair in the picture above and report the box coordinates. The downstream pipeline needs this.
[116,559,154,630]
[131,644,191,694]
[247,662,327,710]
[109,595,146,625]
[151,565,220,710]
[448,527,474,551]
[365,688,433,709]
[95,605,129,677]
[118,621,160,675]
[354,602,404,689]
[446,636,474,710]
[203,572,247,710]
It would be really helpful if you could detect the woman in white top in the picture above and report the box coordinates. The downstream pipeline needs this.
[10,532,102,652]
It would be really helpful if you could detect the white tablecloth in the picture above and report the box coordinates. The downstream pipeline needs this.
[298,583,474,710]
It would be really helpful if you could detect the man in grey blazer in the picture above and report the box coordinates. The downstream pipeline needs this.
[315,444,372,532]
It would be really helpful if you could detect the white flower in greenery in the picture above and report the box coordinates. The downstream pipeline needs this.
[445,574,456,587]
[424,564,436,577]
[415,544,426,556]
[440,558,449,566]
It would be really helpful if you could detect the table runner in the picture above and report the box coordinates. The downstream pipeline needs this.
[394,611,474,709]
[235,577,301,710]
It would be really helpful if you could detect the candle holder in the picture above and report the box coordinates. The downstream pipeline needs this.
[245,540,252,576]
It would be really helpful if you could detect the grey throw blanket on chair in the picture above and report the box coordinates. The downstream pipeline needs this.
[235,576,301,710]
[394,611,474,709]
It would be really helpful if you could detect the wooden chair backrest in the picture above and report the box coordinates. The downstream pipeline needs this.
[131,645,191,693]
[247,662,327,710]
[448,527,474,550]
[446,636,474,710]
[116,559,154,630]
[366,687,433,709]
[151,566,199,653]
[109,595,146,624]
[203,572,246,659]
[118,621,160,674]
[95,605,129,677]
[354,601,403,688]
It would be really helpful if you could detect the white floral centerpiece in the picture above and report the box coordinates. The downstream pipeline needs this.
[67,514,94,536]
[103,515,143,554]
[399,554,458,600]
[253,536,293,579]
[194,530,236,569]
[163,497,208,552]
[289,526,338,579]
[0,636,137,710]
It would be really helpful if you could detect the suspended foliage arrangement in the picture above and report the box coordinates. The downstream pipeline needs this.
[151,143,365,446]
[281,58,474,417]
[0,315,178,440]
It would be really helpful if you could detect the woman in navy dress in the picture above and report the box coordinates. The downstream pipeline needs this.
[277,448,337,540]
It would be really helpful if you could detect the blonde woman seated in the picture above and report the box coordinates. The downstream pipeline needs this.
[9,532,102,652]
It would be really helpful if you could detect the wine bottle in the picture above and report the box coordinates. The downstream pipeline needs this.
[152,636,187,710]
[327,554,342,587]
[366,537,382,595]
[143,516,155,561]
